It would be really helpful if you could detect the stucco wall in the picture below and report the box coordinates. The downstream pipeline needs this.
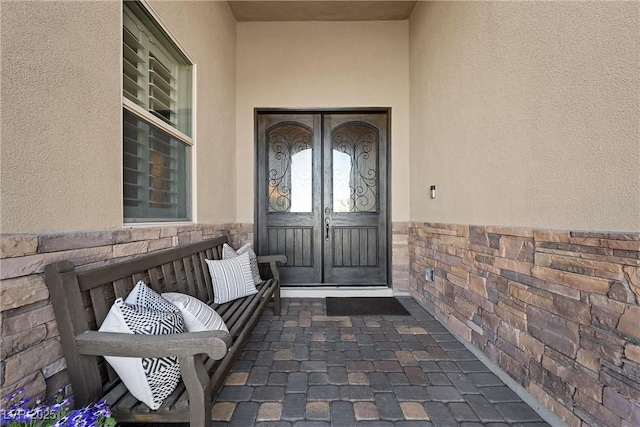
[1,1,122,233]
[409,1,640,232]
[0,0,238,233]
[236,21,410,223]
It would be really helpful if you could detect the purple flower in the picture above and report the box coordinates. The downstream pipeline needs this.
[4,388,25,402]
[52,415,70,427]
[1,388,114,427]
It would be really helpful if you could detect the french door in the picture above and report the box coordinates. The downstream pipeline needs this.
[256,110,389,286]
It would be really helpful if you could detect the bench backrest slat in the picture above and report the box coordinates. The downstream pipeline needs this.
[148,267,161,291]
[90,286,110,329]
[192,254,209,302]
[113,277,134,301]
[199,252,213,299]
[160,263,172,292]
[182,256,196,297]
[171,260,183,293]
[131,272,145,286]
[179,259,191,295]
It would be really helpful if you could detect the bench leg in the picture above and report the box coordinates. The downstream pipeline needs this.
[179,355,211,427]
[274,282,281,316]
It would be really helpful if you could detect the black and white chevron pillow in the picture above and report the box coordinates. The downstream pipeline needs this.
[206,252,257,304]
[127,280,180,312]
[99,281,185,410]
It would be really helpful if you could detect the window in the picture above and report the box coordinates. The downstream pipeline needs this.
[123,1,192,222]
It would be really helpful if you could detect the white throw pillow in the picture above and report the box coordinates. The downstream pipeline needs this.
[99,281,184,410]
[162,292,228,333]
[222,243,262,285]
[205,252,257,304]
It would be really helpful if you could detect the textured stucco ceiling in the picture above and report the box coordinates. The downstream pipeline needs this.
[228,0,417,21]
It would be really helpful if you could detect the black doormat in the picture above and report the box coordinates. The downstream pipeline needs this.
[326,297,410,316]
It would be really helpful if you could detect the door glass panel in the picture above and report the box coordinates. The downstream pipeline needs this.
[333,151,352,211]
[290,149,312,212]
[267,123,313,212]
[332,122,378,213]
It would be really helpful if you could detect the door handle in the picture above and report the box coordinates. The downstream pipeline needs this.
[325,217,330,240]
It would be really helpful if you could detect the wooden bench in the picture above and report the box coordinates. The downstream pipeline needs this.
[44,235,286,426]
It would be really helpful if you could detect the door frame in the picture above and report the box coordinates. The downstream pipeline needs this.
[253,107,393,287]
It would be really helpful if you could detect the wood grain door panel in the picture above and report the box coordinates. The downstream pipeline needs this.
[323,113,388,285]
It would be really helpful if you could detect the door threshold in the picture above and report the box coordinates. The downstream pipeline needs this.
[281,286,401,298]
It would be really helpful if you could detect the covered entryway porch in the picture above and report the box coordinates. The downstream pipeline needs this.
[1,1,639,427]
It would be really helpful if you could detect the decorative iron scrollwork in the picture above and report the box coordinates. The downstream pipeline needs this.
[332,122,379,213]
[267,122,313,212]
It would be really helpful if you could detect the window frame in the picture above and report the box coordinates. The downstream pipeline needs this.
[122,0,196,225]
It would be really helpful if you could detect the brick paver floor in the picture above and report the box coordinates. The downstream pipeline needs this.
[210,297,550,427]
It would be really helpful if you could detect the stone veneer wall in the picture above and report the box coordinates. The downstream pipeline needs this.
[408,222,640,427]
[0,223,252,402]
[392,222,410,293]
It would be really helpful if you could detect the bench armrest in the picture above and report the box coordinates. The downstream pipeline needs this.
[257,255,287,282]
[76,330,232,360]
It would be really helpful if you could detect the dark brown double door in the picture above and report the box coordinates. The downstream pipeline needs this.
[256,110,389,286]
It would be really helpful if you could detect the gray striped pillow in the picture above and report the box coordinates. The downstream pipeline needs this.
[162,292,228,333]
[222,243,262,285]
[205,252,257,304]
